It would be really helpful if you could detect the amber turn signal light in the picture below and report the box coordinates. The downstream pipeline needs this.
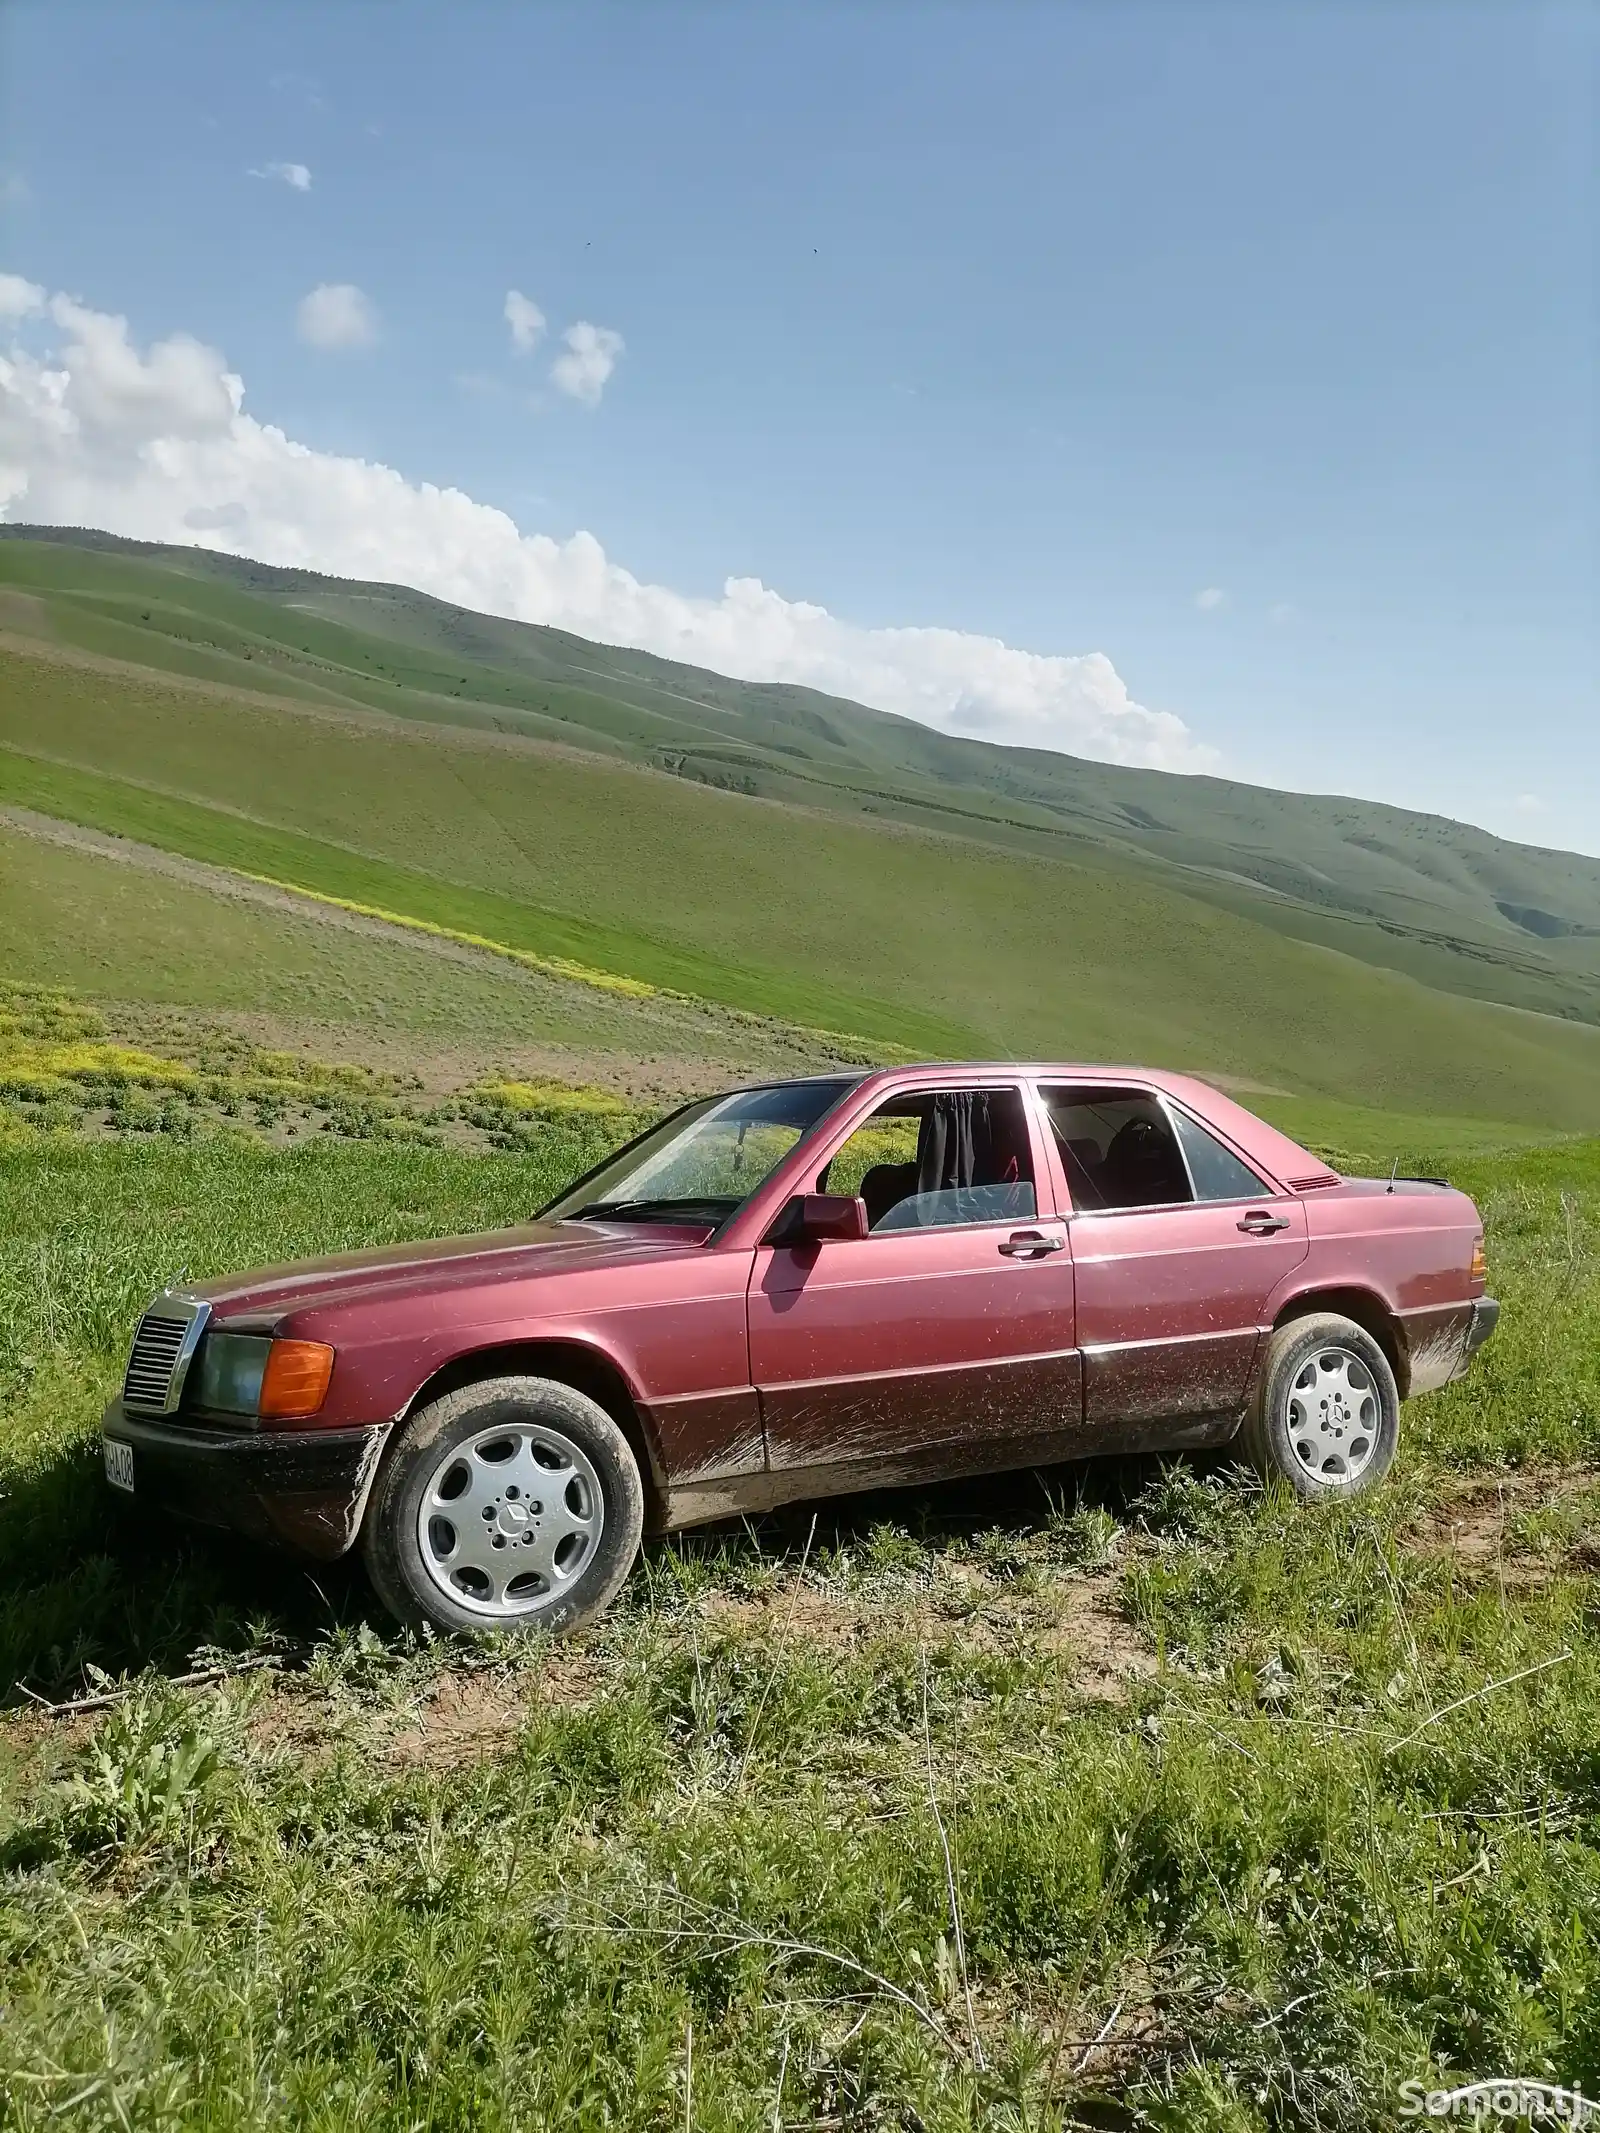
[1470,1236,1488,1283]
[259,1340,335,1421]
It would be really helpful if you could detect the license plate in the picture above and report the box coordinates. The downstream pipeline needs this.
[103,1437,135,1493]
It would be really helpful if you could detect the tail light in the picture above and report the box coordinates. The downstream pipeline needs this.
[259,1340,335,1421]
[1470,1236,1488,1283]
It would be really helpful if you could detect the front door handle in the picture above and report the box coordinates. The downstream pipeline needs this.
[999,1230,1066,1258]
[1237,1210,1291,1235]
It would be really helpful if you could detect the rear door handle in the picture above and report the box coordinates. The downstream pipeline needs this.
[1237,1210,1291,1235]
[999,1230,1066,1258]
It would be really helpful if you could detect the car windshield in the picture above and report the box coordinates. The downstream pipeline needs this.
[541,1079,855,1228]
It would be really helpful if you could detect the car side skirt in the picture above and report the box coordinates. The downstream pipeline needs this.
[658,1402,1240,1531]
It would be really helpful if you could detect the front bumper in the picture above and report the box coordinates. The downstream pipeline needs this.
[101,1401,391,1561]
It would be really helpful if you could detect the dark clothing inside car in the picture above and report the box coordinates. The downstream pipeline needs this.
[858,1090,1036,1231]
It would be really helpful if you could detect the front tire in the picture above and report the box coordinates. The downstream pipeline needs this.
[362,1376,645,1637]
[1239,1313,1399,1501]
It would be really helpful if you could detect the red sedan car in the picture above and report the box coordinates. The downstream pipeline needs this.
[103,1065,1498,1636]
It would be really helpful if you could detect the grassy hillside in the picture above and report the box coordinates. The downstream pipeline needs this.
[0,825,850,1102]
[2,638,1599,1132]
[4,527,1598,1030]
[0,1116,1596,2125]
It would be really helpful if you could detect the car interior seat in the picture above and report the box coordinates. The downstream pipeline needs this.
[858,1160,919,1230]
[1101,1115,1190,1208]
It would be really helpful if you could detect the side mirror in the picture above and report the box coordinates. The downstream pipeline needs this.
[801,1192,869,1241]
[769,1192,869,1245]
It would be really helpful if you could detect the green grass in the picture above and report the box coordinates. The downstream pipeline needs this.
[4,641,1600,1132]
[0,1120,1597,2127]
[1245,1092,1579,1173]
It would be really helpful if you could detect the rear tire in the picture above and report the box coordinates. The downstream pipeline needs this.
[1240,1313,1399,1502]
[362,1375,645,1637]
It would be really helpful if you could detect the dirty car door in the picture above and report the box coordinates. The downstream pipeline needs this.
[748,1084,1081,1476]
[1042,1085,1309,1441]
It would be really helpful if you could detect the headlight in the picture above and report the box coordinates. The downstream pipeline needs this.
[190,1331,271,1415]
[189,1333,335,1421]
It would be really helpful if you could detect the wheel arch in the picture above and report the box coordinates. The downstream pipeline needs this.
[1271,1287,1410,1396]
[397,1339,667,1520]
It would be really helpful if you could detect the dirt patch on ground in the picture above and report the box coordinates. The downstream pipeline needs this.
[1406,1464,1599,1584]
[396,1651,604,1758]
[700,1562,1156,1701]
[236,1650,602,1773]
[242,1678,341,1765]
[384,1671,531,1768]
[1420,1491,1518,1568]
[0,1701,99,1760]
[0,593,52,639]
[1035,1577,1161,1697]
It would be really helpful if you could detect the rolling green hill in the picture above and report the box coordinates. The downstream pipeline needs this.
[4,525,1598,1032]
[0,819,848,1090]
[1,615,1597,1132]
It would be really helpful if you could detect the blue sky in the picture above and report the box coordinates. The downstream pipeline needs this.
[1,1,1595,852]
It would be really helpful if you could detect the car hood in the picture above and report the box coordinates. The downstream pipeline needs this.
[192,1219,715,1322]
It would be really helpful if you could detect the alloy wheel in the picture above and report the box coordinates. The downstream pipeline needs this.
[1283,1345,1380,1484]
[416,1422,604,1619]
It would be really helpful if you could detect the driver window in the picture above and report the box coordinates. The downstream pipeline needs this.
[819,1088,1037,1232]
[1040,1087,1194,1212]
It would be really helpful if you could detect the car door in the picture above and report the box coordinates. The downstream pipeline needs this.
[747,1082,1081,1476]
[1039,1084,1309,1441]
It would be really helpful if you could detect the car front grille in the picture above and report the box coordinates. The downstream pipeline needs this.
[122,1294,210,1414]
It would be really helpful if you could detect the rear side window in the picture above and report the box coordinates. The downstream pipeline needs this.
[1170,1108,1269,1202]
[1040,1088,1191,1211]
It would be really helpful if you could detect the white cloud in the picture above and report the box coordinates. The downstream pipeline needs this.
[1194,586,1226,611]
[504,290,546,355]
[1514,794,1546,816]
[250,161,312,192]
[0,274,44,319]
[551,320,623,406]
[296,282,376,351]
[0,284,1216,772]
